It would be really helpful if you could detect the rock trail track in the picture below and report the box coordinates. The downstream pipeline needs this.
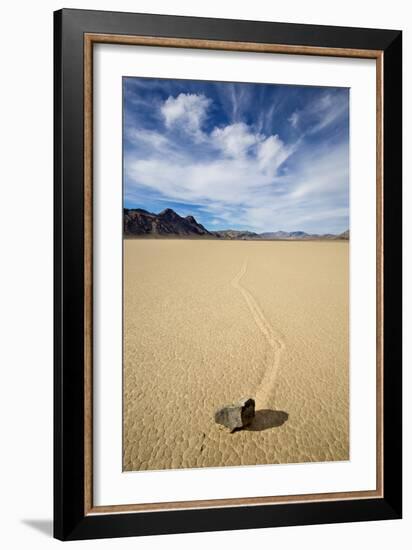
[231,260,285,408]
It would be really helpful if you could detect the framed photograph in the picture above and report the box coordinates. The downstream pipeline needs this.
[54,8,402,540]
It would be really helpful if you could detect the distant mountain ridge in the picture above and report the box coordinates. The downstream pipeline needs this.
[124,208,349,240]
[212,229,262,240]
[337,229,349,240]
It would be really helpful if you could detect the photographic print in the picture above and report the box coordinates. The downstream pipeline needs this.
[122,76,350,472]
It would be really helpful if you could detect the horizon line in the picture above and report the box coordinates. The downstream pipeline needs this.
[124,207,348,236]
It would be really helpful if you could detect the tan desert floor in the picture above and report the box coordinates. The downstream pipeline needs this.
[123,239,349,471]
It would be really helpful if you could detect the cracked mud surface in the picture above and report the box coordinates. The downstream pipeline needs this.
[123,240,349,471]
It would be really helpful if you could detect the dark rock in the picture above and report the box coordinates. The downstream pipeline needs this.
[124,208,212,237]
[214,397,255,432]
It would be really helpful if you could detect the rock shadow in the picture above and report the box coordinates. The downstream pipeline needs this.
[246,409,288,432]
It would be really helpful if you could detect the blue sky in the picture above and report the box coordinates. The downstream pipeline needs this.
[123,77,349,234]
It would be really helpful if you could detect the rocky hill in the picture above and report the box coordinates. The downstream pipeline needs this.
[336,229,350,240]
[124,208,212,237]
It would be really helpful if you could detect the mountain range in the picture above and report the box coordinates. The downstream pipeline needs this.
[124,208,349,240]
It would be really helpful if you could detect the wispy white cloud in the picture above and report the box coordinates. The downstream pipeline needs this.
[292,91,348,136]
[289,111,299,128]
[211,123,259,158]
[257,134,292,175]
[160,93,211,141]
[127,128,171,151]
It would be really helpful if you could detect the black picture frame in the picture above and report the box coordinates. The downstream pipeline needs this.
[54,8,402,541]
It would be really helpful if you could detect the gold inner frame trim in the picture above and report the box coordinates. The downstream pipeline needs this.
[83,32,384,515]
